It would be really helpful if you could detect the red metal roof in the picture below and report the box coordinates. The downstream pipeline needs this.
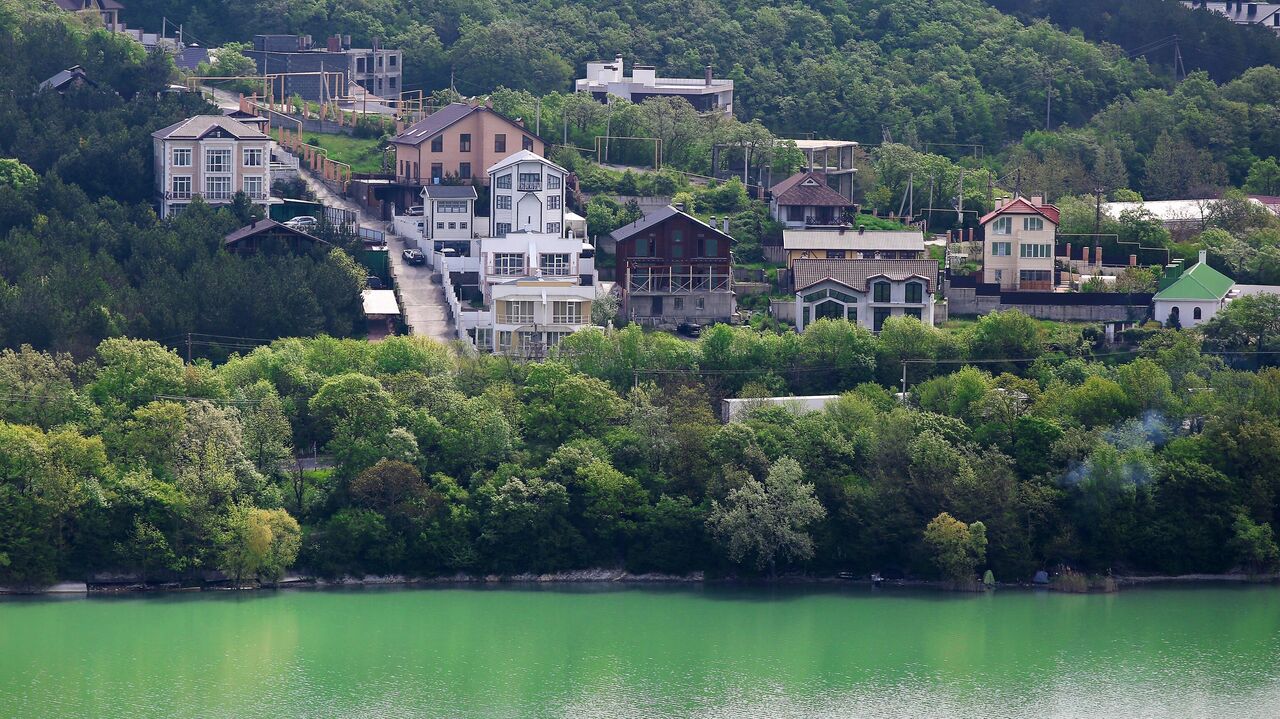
[978,196,1060,226]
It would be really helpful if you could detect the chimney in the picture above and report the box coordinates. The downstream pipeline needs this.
[722,217,730,234]
[1199,249,1208,265]
[1129,254,1137,267]
[344,35,352,49]
[705,65,713,86]
[858,224,866,235]
[1031,195,1044,206]
[327,35,340,53]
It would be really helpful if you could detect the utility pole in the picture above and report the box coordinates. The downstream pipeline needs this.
[1094,186,1104,234]
[901,361,908,398]
[186,333,193,364]
[535,98,541,136]
[1174,36,1186,81]
[1014,167,1022,198]
[1045,73,1053,131]
[956,166,964,224]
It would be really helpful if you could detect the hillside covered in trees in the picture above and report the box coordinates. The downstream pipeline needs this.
[2,308,1279,588]
[0,1,368,355]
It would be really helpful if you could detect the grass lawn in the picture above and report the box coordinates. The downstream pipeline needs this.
[276,129,388,174]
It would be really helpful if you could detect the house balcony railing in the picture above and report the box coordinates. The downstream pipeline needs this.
[164,190,271,202]
[485,258,580,278]
[626,265,732,294]
[517,180,542,192]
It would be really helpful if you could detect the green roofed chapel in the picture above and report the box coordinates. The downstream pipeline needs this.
[1152,250,1235,328]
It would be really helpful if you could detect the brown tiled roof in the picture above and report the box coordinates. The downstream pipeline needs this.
[792,258,938,292]
[770,171,852,208]
[223,219,328,246]
[390,103,530,147]
[152,115,268,140]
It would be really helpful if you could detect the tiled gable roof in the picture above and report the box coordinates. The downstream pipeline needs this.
[770,171,852,208]
[979,196,1060,226]
[792,258,939,292]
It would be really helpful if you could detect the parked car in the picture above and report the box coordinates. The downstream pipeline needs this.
[404,206,424,216]
[677,322,703,338]
[283,215,318,230]
[402,249,426,265]
[366,275,385,290]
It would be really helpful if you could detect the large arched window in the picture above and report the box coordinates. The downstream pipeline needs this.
[873,281,891,302]
[814,300,845,321]
[905,281,923,304]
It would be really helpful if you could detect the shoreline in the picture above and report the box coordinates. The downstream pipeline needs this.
[4,569,1278,597]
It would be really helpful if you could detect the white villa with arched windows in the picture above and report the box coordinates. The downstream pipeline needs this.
[793,259,939,332]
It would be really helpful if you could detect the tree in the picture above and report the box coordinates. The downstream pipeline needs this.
[968,310,1043,371]
[1143,131,1226,200]
[707,457,826,576]
[0,159,37,192]
[923,512,988,583]
[1202,293,1280,354]
[1244,157,1280,195]
[219,505,301,586]
[1231,513,1280,574]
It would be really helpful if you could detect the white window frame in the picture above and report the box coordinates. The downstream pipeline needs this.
[991,241,1012,257]
[242,176,263,199]
[494,252,525,276]
[541,253,570,276]
[496,174,512,189]
[547,195,561,210]
[496,222,511,237]
[242,148,264,168]
[1023,216,1044,231]
[991,216,1012,235]
[547,174,562,189]
[171,175,192,197]
[496,195,512,210]
[502,300,535,324]
[546,222,562,235]
[205,175,232,199]
[552,301,581,324]
[1019,243,1052,258]
[205,148,232,173]
[172,148,192,167]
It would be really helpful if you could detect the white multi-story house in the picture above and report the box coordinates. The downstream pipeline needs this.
[488,150,568,237]
[152,115,274,218]
[793,258,939,332]
[979,195,1060,291]
[421,185,477,241]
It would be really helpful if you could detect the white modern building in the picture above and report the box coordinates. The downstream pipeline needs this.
[488,150,568,237]
[1183,2,1280,33]
[152,115,275,218]
[793,258,939,332]
[421,185,478,240]
[575,54,734,115]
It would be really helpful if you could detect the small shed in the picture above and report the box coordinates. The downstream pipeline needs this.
[362,289,401,341]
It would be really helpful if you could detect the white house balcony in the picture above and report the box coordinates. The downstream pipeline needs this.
[516,180,542,191]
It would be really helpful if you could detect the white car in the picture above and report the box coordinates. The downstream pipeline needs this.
[284,216,318,230]
[404,206,424,216]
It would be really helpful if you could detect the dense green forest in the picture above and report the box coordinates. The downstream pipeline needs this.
[2,306,1279,588]
[0,1,367,355]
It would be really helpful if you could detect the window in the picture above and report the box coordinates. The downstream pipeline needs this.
[701,237,719,256]
[552,301,581,324]
[459,162,471,180]
[826,250,846,259]
[431,163,443,182]
[787,205,807,222]
[496,195,512,210]
[494,253,525,275]
[437,222,445,229]
[205,149,231,173]
[357,57,366,73]
[522,136,534,151]
[431,136,443,152]
[495,134,507,153]
[541,253,570,276]
[673,297,685,311]
[547,195,561,210]
[460,222,467,230]
[547,175,561,190]
[991,216,1012,235]
[377,56,383,69]
[991,242,1012,257]
[242,148,264,167]
[242,176,263,199]
[1020,243,1052,258]
[873,308,891,331]
[501,300,534,324]
[206,176,231,199]
[635,237,653,257]
[171,176,191,198]
[695,297,705,311]
[172,148,192,167]
[546,331,569,347]
[905,282,923,303]
[905,308,922,320]
[497,331,513,352]
[496,222,511,237]
[1023,216,1044,231]
[671,230,685,259]
[447,222,456,229]
[873,281,891,302]
[1019,269,1052,285]
[496,174,512,189]
[459,134,471,152]
[1193,306,1203,320]
[389,77,397,90]
[546,222,561,235]
[389,54,398,67]
[518,173,541,191]
[438,201,468,213]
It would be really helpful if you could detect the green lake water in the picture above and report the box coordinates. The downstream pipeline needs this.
[2,585,1279,718]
